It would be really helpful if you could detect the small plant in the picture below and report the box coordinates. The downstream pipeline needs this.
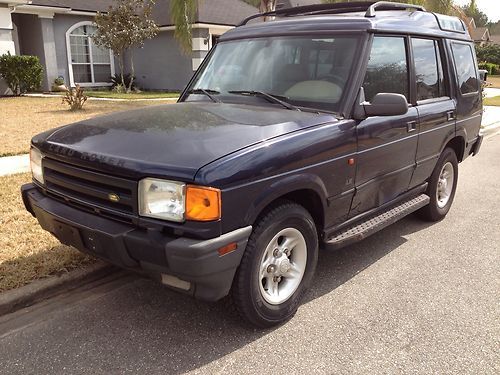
[111,73,136,91]
[0,52,43,95]
[112,83,126,94]
[54,76,65,86]
[62,85,88,110]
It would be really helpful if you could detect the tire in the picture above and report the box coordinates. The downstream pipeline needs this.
[231,201,318,328]
[418,147,458,222]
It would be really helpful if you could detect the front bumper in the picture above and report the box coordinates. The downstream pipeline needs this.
[22,183,252,301]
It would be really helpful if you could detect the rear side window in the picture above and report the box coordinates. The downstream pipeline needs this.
[363,36,409,102]
[412,38,447,100]
[451,43,479,94]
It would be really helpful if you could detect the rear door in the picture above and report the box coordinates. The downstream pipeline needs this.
[410,37,456,188]
[350,35,419,216]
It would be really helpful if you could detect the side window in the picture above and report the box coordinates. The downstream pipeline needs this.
[363,36,409,102]
[451,43,479,94]
[412,38,447,100]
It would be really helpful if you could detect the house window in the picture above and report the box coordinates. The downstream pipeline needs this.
[66,22,114,86]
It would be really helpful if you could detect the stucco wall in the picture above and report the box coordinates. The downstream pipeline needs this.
[52,14,97,86]
[124,30,193,91]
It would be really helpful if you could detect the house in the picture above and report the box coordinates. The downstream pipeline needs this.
[0,0,257,94]
[489,34,500,46]
[471,26,491,46]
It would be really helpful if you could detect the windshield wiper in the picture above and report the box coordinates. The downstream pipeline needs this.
[187,88,221,103]
[228,90,300,111]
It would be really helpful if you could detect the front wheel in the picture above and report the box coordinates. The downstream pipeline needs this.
[231,202,318,328]
[418,147,458,222]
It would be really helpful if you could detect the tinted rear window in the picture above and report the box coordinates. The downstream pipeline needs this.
[451,43,479,94]
[412,38,447,100]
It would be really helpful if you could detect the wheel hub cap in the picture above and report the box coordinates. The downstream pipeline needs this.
[436,161,454,209]
[258,228,307,305]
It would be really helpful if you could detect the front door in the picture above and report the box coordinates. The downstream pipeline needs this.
[350,35,418,216]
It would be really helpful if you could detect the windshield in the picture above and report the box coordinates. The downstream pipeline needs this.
[188,35,360,112]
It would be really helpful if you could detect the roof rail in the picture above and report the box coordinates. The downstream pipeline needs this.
[365,1,426,17]
[238,1,426,26]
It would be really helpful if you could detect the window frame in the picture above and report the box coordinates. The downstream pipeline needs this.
[362,34,412,105]
[66,21,115,87]
[450,41,480,97]
[410,37,451,105]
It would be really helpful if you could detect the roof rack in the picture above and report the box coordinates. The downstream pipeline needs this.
[238,1,426,26]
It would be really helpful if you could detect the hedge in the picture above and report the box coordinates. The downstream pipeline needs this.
[0,52,43,95]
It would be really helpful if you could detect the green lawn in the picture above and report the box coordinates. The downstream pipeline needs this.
[486,75,500,89]
[484,95,500,106]
[85,90,179,100]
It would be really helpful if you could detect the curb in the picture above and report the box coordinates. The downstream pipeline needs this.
[0,261,117,316]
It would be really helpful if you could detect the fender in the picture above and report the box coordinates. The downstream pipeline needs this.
[244,173,328,226]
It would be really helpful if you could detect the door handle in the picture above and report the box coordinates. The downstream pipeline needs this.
[407,121,417,133]
[447,111,456,121]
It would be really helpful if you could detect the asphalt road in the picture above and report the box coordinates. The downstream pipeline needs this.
[0,134,499,375]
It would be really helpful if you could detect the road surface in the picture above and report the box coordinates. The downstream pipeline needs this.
[0,133,499,374]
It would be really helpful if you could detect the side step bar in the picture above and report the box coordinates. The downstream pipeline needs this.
[324,194,430,250]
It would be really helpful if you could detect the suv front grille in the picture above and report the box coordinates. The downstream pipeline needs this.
[43,158,138,217]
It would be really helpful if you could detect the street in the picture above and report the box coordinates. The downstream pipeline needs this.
[0,134,498,375]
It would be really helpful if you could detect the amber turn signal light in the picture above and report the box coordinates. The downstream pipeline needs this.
[185,185,221,221]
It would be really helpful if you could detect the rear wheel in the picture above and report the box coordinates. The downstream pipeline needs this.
[418,147,458,221]
[231,202,318,328]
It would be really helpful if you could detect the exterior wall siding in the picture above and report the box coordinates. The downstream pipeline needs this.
[123,30,193,91]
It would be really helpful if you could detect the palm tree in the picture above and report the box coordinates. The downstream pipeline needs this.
[171,0,276,52]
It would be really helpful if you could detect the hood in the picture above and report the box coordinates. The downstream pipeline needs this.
[34,102,336,180]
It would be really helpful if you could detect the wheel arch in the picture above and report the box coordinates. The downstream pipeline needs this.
[444,135,466,162]
[245,174,327,235]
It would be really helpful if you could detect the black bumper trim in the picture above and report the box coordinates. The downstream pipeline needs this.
[21,183,252,302]
[471,134,483,156]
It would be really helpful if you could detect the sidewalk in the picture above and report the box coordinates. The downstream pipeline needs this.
[0,154,29,177]
[24,93,179,102]
[1,108,499,177]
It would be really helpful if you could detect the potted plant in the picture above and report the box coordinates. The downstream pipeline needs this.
[52,76,67,92]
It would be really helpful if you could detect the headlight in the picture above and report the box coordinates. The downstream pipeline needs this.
[30,147,44,184]
[139,178,186,222]
[138,178,222,222]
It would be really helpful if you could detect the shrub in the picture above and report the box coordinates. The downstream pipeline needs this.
[111,73,136,91]
[0,52,43,95]
[479,62,500,75]
[476,44,500,67]
[62,85,87,110]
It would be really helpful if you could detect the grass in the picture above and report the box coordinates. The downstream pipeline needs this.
[0,96,173,157]
[484,95,500,106]
[0,173,95,292]
[85,90,180,100]
[486,75,500,89]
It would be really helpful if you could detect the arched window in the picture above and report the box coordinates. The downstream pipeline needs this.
[66,21,114,86]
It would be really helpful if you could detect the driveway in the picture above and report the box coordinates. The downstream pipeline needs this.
[0,134,499,375]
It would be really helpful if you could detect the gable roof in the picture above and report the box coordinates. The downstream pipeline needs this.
[27,0,258,26]
[470,27,490,42]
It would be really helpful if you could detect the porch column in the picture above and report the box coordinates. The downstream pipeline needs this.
[38,15,58,91]
[0,5,15,94]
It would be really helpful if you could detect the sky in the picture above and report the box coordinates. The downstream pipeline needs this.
[454,0,500,22]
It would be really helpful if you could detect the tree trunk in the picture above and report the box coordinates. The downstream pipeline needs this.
[128,49,135,93]
[118,53,125,89]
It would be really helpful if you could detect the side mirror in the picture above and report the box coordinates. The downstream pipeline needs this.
[363,93,408,117]
[478,69,488,83]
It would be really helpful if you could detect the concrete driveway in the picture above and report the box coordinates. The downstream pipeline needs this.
[0,135,499,375]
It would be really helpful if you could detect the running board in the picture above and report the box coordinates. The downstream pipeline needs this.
[324,194,430,250]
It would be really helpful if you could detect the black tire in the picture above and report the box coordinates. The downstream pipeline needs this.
[418,147,458,222]
[231,201,318,328]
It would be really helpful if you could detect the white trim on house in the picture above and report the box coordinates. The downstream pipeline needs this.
[66,20,115,87]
